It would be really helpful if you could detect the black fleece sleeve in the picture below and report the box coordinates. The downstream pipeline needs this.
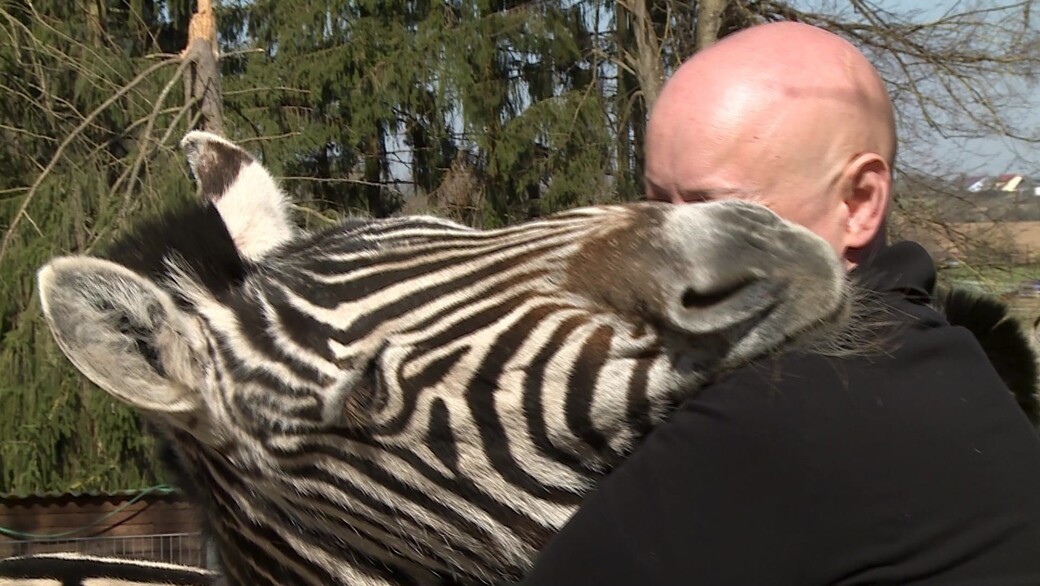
[521,323,1040,586]
[520,359,814,586]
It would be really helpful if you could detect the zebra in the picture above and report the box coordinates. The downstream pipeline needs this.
[0,553,213,586]
[35,132,852,585]
[933,287,1040,424]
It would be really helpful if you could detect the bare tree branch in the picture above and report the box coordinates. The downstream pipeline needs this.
[118,56,196,212]
[696,0,730,50]
[0,57,180,266]
[617,0,665,109]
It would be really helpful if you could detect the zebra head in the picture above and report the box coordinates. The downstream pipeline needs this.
[36,132,850,585]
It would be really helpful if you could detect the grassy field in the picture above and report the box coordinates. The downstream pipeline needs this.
[940,264,1040,293]
[1007,297,1040,333]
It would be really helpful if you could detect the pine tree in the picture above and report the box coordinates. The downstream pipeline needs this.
[0,0,194,493]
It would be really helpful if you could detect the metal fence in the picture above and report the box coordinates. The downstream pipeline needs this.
[0,532,209,567]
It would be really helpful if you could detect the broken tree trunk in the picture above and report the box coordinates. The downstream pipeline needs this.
[182,0,224,135]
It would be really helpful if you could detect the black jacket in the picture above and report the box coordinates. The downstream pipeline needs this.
[521,242,1040,585]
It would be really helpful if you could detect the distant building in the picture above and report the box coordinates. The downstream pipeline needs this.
[960,174,1040,197]
[965,176,990,193]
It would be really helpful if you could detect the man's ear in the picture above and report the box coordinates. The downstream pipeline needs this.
[37,257,205,415]
[841,152,891,251]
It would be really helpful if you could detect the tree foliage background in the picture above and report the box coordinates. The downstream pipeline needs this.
[0,0,1037,493]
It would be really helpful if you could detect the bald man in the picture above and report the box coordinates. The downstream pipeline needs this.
[645,21,894,266]
[522,22,1040,585]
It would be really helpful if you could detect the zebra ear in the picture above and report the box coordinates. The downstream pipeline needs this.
[180,131,295,261]
[37,257,204,414]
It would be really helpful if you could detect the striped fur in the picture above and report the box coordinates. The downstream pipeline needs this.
[0,553,213,586]
[37,133,852,585]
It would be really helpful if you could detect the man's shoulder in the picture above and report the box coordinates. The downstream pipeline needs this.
[681,316,1036,453]
[703,348,872,404]
[682,321,987,432]
[682,350,863,432]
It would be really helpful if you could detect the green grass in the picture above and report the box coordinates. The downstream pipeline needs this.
[938,263,1040,332]
[940,263,1040,295]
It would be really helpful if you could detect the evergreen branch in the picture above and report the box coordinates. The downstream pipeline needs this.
[118,53,196,213]
[0,123,56,142]
[85,105,202,256]
[1,5,120,97]
[0,57,179,267]
[282,176,400,188]
[292,204,343,227]
[21,2,126,84]
[76,106,189,164]
[236,131,304,144]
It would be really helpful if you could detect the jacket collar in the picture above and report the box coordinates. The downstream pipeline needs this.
[852,240,936,303]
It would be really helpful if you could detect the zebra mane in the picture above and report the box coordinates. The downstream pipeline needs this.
[104,201,248,301]
[935,287,1040,425]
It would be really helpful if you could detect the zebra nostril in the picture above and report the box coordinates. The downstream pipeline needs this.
[681,279,756,310]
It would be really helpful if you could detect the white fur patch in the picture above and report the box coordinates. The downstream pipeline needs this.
[180,131,296,261]
[213,161,294,261]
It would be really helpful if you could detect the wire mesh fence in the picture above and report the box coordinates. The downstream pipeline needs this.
[0,532,209,567]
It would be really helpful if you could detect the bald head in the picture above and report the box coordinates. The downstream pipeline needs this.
[646,22,896,267]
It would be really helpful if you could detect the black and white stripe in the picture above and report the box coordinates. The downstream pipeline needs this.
[36,132,852,584]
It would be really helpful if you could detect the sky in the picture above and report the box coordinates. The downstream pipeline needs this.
[793,0,1040,176]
